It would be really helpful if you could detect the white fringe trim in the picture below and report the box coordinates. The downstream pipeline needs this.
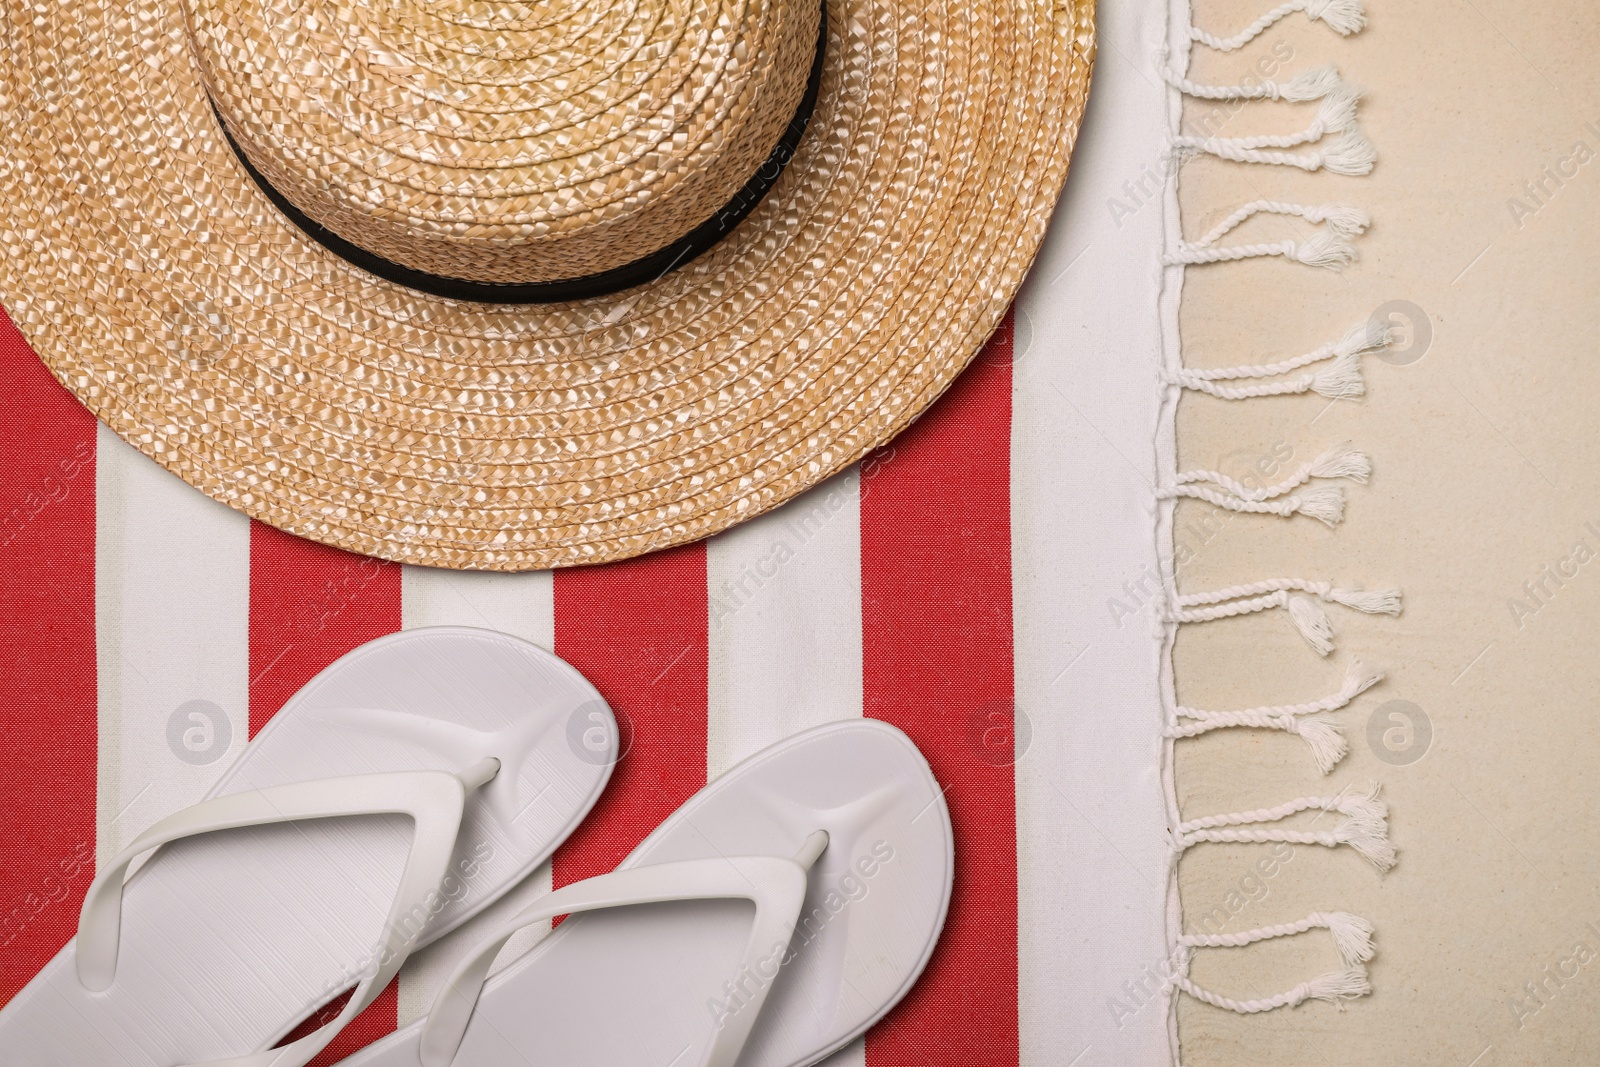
[1177,89,1360,149]
[1164,230,1358,268]
[1192,201,1371,244]
[1169,662,1384,772]
[1163,482,1347,526]
[1160,443,1371,526]
[1180,129,1376,176]
[1174,784,1397,870]
[1190,0,1368,53]
[1173,89,1374,175]
[1172,911,1377,1012]
[1164,201,1370,269]
[1167,319,1392,400]
[1167,580,1401,656]
[1175,442,1371,499]
[1160,64,1346,103]
[1173,965,1371,1013]
[1159,0,1384,1040]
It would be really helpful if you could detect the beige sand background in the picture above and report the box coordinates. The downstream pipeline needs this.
[1171,2,1600,1064]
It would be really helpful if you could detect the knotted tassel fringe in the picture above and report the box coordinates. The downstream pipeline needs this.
[1170,661,1382,772]
[1175,784,1397,871]
[1168,581,1401,655]
[1190,0,1368,53]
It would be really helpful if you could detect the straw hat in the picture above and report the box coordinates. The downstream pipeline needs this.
[0,0,1095,570]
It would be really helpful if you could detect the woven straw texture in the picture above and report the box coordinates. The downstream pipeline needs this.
[0,0,1095,571]
[192,0,822,283]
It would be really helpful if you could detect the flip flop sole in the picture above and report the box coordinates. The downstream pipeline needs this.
[0,626,616,1066]
[344,718,954,1067]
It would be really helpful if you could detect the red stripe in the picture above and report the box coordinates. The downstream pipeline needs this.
[248,520,402,1063]
[552,543,709,889]
[0,310,99,1008]
[861,312,1018,1065]
[247,523,402,738]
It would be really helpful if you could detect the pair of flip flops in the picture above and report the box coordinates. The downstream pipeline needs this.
[0,628,953,1067]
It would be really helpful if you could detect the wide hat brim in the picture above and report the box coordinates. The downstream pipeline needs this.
[0,0,1095,570]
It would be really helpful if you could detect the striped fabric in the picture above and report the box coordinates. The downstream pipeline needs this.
[0,309,1029,1066]
[0,4,1172,1060]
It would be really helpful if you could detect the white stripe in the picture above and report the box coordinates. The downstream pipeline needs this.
[1012,0,1174,1061]
[400,568,554,652]
[395,565,555,1025]
[706,468,863,778]
[707,468,864,1067]
[94,423,250,862]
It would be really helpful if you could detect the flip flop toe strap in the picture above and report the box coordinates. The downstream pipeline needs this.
[75,759,499,1067]
[419,830,829,1067]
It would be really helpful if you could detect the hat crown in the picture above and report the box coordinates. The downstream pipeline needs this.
[188,0,821,287]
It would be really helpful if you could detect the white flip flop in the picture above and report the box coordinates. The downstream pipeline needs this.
[337,719,953,1067]
[0,626,618,1067]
